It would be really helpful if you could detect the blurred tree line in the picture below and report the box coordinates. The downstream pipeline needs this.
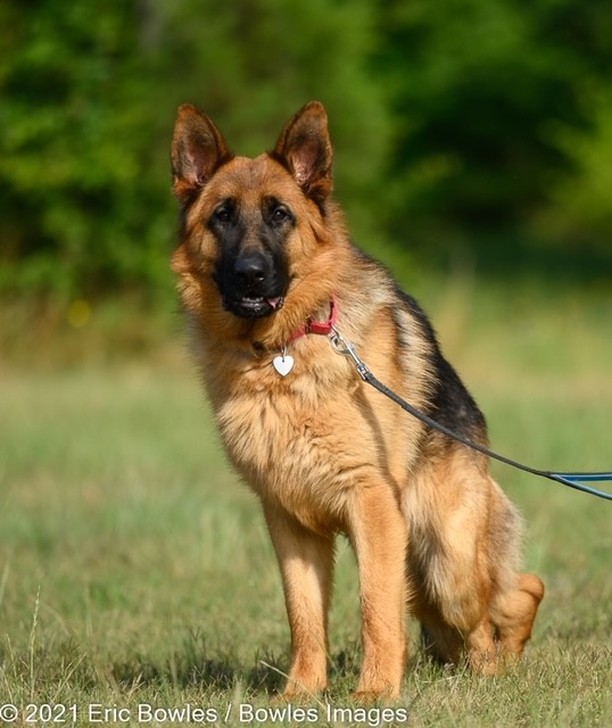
[1,0,611,299]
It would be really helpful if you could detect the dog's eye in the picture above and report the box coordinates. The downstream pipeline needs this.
[270,206,291,225]
[211,201,235,226]
[214,207,232,222]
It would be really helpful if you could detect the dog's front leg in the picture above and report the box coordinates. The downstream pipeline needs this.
[262,499,334,696]
[348,481,407,700]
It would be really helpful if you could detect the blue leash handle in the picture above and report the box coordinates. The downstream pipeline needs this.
[550,473,612,500]
[553,472,612,482]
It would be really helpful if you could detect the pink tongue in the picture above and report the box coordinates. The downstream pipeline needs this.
[266,297,281,310]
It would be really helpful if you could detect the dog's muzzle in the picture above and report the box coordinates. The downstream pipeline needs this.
[221,253,286,319]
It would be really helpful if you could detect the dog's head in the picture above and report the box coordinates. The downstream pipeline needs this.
[171,102,344,346]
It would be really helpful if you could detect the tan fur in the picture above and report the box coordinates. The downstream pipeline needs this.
[171,102,544,699]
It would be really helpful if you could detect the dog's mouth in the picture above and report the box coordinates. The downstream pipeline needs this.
[224,295,285,319]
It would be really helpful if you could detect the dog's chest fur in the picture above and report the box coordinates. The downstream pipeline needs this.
[200,333,417,534]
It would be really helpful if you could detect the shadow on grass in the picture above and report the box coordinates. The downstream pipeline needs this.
[108,638,462,697]
[111,649,286,695]
[6,638,463,703]
[110,643,365,696]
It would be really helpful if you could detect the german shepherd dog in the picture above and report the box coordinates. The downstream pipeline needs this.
[170,101,544,699]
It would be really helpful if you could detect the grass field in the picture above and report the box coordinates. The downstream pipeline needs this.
[1,277,611,726]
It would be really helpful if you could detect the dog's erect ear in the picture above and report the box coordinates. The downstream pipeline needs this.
[171,104,233,205]
[272,101,333,203]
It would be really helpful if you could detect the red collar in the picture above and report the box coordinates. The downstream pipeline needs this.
[289,297,337,342]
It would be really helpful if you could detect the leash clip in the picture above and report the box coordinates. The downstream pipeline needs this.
[329,327,371,381]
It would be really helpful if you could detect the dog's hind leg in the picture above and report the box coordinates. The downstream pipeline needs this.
[413,563,498,675]
[418,466,543,674]
[407,454,504,674]
[490,572,544,660]
[484,477,544,661]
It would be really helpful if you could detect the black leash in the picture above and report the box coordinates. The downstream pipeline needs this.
[329,329,612,502]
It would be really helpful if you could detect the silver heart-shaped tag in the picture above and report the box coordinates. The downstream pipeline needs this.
[273,354,294,376]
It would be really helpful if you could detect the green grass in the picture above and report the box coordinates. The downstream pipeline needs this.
[1,278,611,726]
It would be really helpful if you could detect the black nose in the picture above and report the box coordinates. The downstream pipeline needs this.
[234,254,268,289]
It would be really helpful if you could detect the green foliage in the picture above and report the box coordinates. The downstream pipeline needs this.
[0,0,390,297]
[0,1,169,294]
[376,0,612,241]
[534,89,612,251]
[1,0,611,297]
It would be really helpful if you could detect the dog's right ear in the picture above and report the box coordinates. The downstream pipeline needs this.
[171,104,233,205]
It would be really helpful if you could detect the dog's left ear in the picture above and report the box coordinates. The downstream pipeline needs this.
[272,101,333,203]
[171,104,233,206]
